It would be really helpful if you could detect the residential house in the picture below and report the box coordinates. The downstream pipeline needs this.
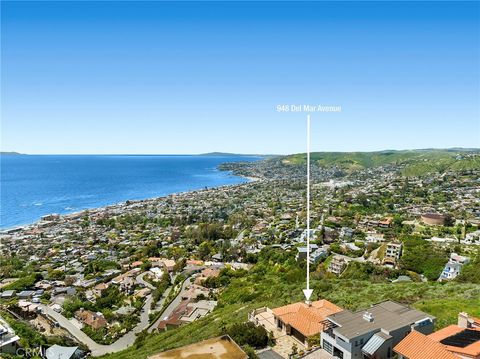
[379,218,393,228]
[427,312,480,358]
[465,230,480,245]
[321,300,435,359]
[17,290,35,299]
[271,299,343,347]
[366,233,385,244]
[394,312,480,359]
[340,227,354,240]
[93,283,109,298]
[75,309,107,330]
[440,253,470,281]
[148,257,175,272]
[158,297,216,330]
[385,242,402,259]
[295,244,319,261]
[194,268,221,285]
[134,287,151,299]
[1,290,15,299]
[328,255,351,275]
[0,315,20,355]
[393,330,458,359]
[181,284,210,301]
[149,267,164,280]
[45,345,84,359]
[130,261,143,268]
[310,246,329,263]
[179,300,217,323]
[384,242,403,267]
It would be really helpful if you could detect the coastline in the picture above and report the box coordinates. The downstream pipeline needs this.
[0,172,262,233]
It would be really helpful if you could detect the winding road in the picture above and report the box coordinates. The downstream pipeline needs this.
[40,272,195,356]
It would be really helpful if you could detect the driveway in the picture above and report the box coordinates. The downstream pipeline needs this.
[253,309,305,359]
[136,271,156,290]
[40,304,105,354]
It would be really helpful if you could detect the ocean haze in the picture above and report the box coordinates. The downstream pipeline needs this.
[0,154,260,229]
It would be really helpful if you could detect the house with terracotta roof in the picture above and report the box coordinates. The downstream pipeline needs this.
[194,268,221,285]
[429,312,480,358]
[270,299,343,347]
[93,282,108,298]
[75,309,107,330]
[395,312,480,359]
[394,330,458,359]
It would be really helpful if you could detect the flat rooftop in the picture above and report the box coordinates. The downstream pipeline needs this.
[328,300,435,339]
[147,336,247,359]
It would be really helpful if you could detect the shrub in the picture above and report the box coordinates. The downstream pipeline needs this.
[225,322,268,349]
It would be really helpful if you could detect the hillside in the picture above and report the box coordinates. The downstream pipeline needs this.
[0,151,24,155]
[101,249,480,359]
[282,149,480,176]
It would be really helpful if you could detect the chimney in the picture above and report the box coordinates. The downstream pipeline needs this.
[363,311,374,322]
[458,312,471,328]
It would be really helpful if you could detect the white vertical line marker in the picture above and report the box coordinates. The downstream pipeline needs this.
[303,114,313,302]
[306,114,311,291]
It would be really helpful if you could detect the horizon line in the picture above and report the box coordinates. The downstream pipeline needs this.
[1,147,479,156]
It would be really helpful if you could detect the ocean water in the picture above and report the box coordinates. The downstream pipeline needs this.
[0,155,259,229]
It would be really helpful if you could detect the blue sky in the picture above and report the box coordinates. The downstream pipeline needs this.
[1,1,479,154]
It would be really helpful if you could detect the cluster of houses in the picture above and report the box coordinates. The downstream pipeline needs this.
[155,266,222,331]
[0,156,479,358]
[250,298,480,359]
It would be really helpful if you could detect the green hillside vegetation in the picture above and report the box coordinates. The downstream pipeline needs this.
[283,149,480,176]
[399,237,449,281]
[101,248,480,359]
[456,250,480,284]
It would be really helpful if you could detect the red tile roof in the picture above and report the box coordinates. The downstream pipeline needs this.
[429,325,480,358]
[272,299,342,337]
